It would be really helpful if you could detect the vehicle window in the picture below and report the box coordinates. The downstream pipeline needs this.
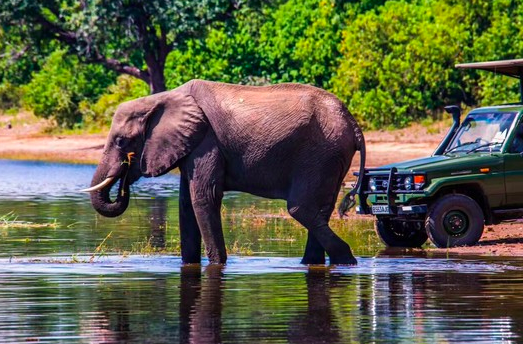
[446,112,517,153]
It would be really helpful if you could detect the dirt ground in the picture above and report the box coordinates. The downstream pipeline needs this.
[2,113,523,257]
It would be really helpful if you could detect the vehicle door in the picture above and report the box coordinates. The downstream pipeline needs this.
[504,119,523,207]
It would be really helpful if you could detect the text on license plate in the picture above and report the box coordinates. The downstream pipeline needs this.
[372,205,390,214]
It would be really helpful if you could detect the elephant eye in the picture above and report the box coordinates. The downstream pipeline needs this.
[115,136,128,148]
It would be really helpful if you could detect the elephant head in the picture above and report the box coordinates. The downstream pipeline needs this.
[83,90,208,217]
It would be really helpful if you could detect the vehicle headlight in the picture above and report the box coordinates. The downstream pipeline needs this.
[404,176,413,190]
[414,175,426,190]
[369,177,377,192]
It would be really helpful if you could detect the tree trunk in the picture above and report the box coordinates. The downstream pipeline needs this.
[149,65,167,94]
[145,50,167,94]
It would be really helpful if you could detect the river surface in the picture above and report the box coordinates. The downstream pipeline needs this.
[1,159,523,343]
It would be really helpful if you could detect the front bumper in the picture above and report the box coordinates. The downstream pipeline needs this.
[356,204,427,215]
[356,167,427,216]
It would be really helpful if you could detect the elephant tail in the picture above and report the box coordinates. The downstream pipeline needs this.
[338,121,366,218]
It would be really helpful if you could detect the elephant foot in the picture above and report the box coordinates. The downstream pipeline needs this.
[181,254,202,265]
[329,254,358,266]
[207,255,227,265]
[300,254,326,265]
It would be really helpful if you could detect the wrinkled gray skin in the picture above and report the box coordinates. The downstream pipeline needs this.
[89,80,365,265]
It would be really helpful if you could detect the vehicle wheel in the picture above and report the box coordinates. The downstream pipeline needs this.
[425,194,484,248]
[375,217,428,247]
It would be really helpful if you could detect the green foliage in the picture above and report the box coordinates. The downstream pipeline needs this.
[0,0,265,94]
[7,0,523,130]
[258,0,347,87]
[332,0,469,128]
[22,50,114,128]
[164,5,269,87]
[0,82,22,111]
[79,75,149,129]
[465,0,523,105]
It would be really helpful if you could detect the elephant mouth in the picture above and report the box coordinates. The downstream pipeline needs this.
[80,170,130,197]
[81,165,133,218]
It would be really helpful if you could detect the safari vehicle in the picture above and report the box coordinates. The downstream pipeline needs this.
[356,59,523,248]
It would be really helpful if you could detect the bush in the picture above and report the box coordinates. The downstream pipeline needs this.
[0,82,22,112]
[79,75,149,129]
[22,49,114,128]
[464,0,523,105]
[258,0,347,88]
[331,1,469,129]
[164,5,268,88]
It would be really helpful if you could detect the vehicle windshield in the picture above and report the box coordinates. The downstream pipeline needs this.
[445,112,517,154]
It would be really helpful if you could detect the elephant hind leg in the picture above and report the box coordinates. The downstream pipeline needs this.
[301,232,326,265]
[288,201,357,265]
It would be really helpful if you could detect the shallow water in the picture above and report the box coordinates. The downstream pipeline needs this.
[1,160,523,343]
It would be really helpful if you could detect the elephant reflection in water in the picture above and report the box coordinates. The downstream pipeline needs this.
[286,268,342,343]
[149,197,168,249]
[178,266,344,344]
[179,265,223,344]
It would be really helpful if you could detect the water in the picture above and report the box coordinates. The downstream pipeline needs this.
[1,159,522,343]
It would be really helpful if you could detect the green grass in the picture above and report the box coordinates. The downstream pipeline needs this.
[0,211,59,229]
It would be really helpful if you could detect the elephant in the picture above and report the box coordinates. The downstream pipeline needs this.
[82,80,365,265]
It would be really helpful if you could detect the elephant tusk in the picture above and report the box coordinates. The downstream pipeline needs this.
[80,177,115,193]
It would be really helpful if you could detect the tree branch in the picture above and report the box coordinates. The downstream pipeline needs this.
[32,14,77,46]
[30,10,150,83]
[87,52,150,82]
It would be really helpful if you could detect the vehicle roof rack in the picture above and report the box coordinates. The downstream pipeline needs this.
[456,58,523,103]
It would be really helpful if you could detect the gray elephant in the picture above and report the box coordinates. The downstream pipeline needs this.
[82,80,365,265]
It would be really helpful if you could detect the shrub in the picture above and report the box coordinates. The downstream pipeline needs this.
[22,50,114,128]
[331,1,469,129]
[0,82,22,112]
[258,0,347,88]
[79,75,149,130]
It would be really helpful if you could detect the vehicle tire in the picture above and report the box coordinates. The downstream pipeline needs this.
[425,194,484,248]
[375,217,428,247]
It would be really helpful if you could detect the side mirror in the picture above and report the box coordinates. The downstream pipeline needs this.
[444,105,462,125]
[433,105,462,156]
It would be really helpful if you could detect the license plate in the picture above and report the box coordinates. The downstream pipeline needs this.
[372,205,390,214]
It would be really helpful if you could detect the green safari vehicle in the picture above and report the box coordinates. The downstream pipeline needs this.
[356,59,523,248]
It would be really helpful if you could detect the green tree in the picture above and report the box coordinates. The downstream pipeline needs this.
[460,0,523,105]
[79,74,149,129]
[332,0,469,128]
[162,3,271,88]
[0,0,262,94]
[257,0,348,87]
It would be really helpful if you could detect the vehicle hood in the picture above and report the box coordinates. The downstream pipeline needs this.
[378,153,503,176]
[380,155,449,170]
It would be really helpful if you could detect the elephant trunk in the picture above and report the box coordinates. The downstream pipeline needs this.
[89,166,130,218]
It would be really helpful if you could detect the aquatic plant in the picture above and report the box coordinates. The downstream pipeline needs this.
[89,231,113,262]
[0,211,59,229]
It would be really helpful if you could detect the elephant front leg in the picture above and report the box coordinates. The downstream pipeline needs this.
[191,195,227,265]
[182,134,227,265]
[180,174,202,264]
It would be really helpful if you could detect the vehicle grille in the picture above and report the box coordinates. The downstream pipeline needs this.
[371,175,405,192]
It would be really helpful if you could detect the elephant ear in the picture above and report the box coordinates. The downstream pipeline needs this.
[140,91,208,177]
